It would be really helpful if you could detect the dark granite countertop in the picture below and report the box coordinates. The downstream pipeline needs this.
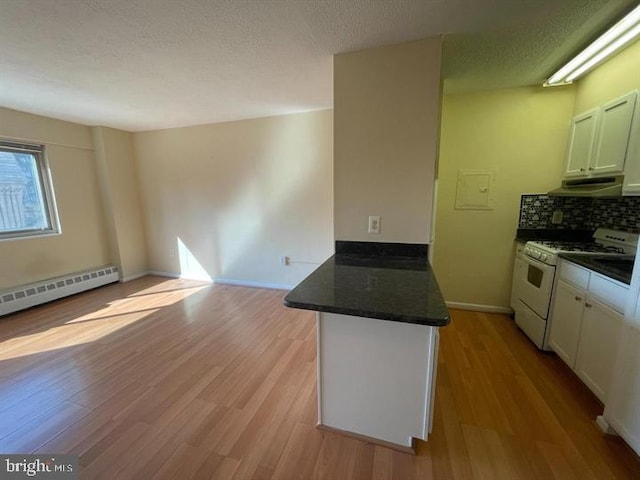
[283,253,450,326]
[558,253,634,285]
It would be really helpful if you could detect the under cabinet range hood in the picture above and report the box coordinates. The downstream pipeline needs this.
[548,175,623,197]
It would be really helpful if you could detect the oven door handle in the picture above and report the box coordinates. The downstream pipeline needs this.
[522,255,554,272]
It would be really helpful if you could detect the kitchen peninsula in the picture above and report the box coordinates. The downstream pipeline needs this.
[284,241,450,452]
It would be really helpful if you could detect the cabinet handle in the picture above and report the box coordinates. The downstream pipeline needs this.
[579,168,585,172]
[574,296,582,301]
[588,167,594,171]
[585,302,593,308]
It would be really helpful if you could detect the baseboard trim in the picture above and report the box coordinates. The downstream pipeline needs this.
[148,271,214,282]
[147,270,182,279]
[145,273,292,290]
[120,271,149,283]
[446,301,513,314]
[596,415,619,436]
[146,270,213,283]
[316,424,415,455]
[214,278,293,291]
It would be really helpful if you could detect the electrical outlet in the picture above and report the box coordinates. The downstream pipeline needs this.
[169,247,176,257]
[280,256,290,266]
[552,210,563,225]
[368,216,381,234]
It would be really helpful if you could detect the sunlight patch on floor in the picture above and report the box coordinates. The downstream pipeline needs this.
[0,281,208,361]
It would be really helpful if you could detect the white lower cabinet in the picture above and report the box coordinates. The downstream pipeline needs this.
[603,325,640,455]
[548,260,628,402]
[574,297,623,402]
[548,280,584,367]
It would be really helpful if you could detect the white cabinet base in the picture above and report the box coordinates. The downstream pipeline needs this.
[596,415,619,436]
[574,298,623,403]
[549,261,629,403]
[316,424,417,454]
[317,312,439,450]
[603,324,640,455]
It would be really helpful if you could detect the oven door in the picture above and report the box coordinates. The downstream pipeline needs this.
[518,255,555,319]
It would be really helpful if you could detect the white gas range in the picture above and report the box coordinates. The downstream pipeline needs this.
[513,228,638,350]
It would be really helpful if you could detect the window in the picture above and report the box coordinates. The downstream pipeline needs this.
[0,141,59,240]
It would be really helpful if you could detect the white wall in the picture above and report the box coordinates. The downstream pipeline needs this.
[0,108,111,290]
[433,87,577,309]
[433,40,640,310]
[333,38,442,243]
[93,126,148,280]
[573,39,640,114]
[133,110,333,288]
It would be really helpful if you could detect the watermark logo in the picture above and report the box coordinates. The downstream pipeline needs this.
[0,455,77,479]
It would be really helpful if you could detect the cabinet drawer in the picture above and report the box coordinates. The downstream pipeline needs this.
[589,273,629,313]
[559,261,590,290]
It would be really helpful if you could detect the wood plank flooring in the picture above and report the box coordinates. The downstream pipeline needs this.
[0,276,638,479]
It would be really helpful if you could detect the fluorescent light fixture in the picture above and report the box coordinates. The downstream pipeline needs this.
[544,4,640,86]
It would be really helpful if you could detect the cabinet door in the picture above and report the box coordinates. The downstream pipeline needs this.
[623,91,640,194]
[592,91,637,175]
[548,280,585,368]
[604,322,640,455]
[574,296,623,402]
[565,109,598,177]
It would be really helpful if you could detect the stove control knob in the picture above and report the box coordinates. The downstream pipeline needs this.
[541,253,548,261]
[534,251,541,259]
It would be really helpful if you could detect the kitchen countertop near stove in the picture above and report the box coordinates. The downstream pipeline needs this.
[283,242,450,326]
[558,253,635,285]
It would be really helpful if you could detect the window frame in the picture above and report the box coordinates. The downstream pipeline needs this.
[0,140,60,241]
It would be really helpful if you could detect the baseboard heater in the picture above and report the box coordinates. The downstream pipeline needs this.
[0,265,119,317]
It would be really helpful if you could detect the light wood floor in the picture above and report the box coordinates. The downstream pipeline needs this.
[0,276,638,479]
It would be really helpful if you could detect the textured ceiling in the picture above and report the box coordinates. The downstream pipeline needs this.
[0,0,636,131]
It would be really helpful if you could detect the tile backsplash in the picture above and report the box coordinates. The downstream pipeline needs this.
[519,195,640,233]
[590,197,640,232]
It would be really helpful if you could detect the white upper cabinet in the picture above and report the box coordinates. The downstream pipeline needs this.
[623,91,640,194]
[564,90,639,181]
[565,109,599,177]
[592,91,637,175]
